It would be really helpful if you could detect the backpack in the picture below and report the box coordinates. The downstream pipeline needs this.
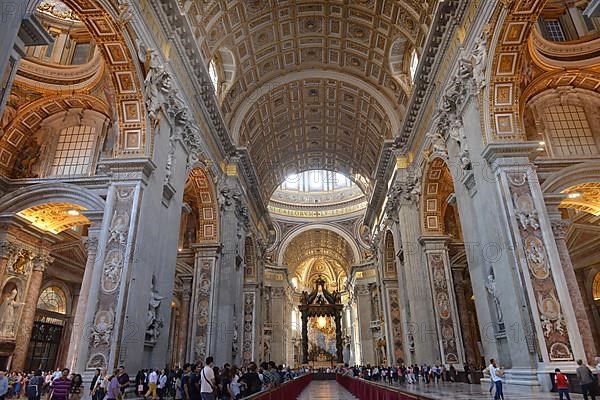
[26,377,43,398]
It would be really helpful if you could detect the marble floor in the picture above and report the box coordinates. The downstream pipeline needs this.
[382,381,588,400]
[296,381,359,400]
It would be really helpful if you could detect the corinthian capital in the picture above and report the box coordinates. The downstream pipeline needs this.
[0,240,20,258]
[550,218,572,240]
[32,254,55,272]
[82,236,99,253]
[387,173,421,211]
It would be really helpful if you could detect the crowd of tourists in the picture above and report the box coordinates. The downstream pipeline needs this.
[2,356,599,400]
[132,358,305,400]
[0,361,304,400]
[339,362,467,385]
[0,368,85,400]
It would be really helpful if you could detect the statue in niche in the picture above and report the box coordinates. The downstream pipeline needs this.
[0,288,22,336]
[485,271,503,323]
[145,276,164,343]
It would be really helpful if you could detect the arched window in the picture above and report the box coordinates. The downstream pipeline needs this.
[50,125,96,176]
[543,105,597,157]
[37,286,67,314]
[409,50,419,81]
[208,59,219,93]
[593,272,600,301]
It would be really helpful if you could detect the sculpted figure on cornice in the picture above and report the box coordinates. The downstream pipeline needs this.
[471,31,488,92]
[137,40,203,155]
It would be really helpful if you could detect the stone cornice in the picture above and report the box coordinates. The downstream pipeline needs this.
[364,0,470,228]
[149,0,270,225]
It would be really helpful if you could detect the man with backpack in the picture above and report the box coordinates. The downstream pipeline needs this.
[26,370,44,400]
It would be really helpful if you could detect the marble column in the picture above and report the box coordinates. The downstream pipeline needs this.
[421,237,464,368]
[396,195,439,364]
[66,230,100,371]
[355,284,376,365]
[211,179,248,367]
[177,282,191,366]
[11,254,54,371]
[190,243,219,363]
[269,287,287,365]
[547,212,596,364]
[576,272,600,357]
[481,144,586,376]
[452,267,477,367]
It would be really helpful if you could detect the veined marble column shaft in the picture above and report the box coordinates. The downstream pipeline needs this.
[211,180,247,366]
[355,285,375,365]
[452,267,477,367]
[421,237,464,368]
[549,216,596,364]
[177,284,191,366]
[11,254,54,371]
[67,233,99,371]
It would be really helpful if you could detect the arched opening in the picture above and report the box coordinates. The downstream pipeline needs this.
[26,285,70,371]
[421,158,484,368]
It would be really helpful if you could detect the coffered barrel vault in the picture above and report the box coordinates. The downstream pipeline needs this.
[179,0,435,197]
[238,76,394,198]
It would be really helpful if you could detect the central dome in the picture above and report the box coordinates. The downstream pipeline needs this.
[268,170,367,218]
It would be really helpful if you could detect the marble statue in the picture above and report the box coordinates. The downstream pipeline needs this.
[471,32,488,90]
[485,273,503,322]
[427,129,447,157]
[0,289,22,336]
[145,278,165,343]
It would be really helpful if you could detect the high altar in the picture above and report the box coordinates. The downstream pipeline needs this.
[299,276,343,365]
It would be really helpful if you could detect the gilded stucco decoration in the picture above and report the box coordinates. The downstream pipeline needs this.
[421,158,455,234]
[184,168,219,244]
[238,78,394,198]
[283,229,354,274]
[17,202,89,234]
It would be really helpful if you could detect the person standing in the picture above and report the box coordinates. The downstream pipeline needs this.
[26,370,43,400]
[576,359,597,400]
[489,359,504,400]
[145,369,158,400]
[157,370,167,400]
[200,357,216,400]
[89,370,101,400]
[554,368,571,400]
[105,370,121,400]
[49,369,71,400]
[69,374,83,400]
[91,369,106,400]
[116,366,129,396]
[0,371,9,400]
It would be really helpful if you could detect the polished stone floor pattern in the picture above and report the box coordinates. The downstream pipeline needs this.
[384,381,587,399]
[296,381,359,400]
